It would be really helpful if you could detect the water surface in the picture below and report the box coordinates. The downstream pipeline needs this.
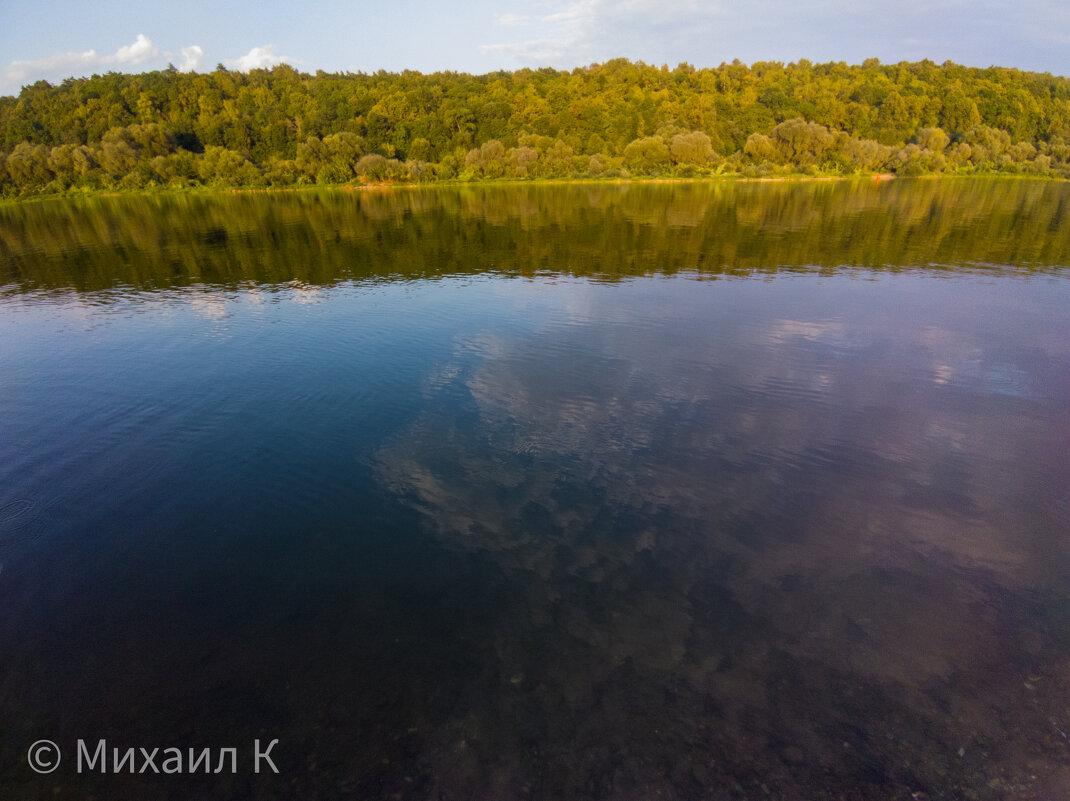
[1,180,1069,800]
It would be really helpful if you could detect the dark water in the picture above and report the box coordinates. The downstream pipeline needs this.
[1,180,1069,800]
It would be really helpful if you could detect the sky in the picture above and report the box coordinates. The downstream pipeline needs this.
[1,0,1068,96]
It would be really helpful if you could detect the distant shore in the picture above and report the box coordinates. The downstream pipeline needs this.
[7,171,1070,206]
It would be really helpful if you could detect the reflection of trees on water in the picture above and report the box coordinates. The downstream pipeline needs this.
[376,285,1070,798]
[2,179,1070,292]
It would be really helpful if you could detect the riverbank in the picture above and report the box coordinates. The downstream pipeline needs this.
[5,170,1068,206]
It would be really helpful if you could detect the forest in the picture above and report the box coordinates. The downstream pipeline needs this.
[1,57,1069,196]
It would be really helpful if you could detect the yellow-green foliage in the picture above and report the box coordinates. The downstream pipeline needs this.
[2,58,1069,195]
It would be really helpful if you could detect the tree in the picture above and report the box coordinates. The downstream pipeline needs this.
[5,142,52,188]
[355,153,389,181]
[199,145,259,185]
[2,59,1068,193]
[915,127,949,153]
[408,137,432,162]
[506,146,538,177]
[464,139,506,177]
[99,128,140,175]
[623,136,670,172]
[743,133,776,163]
[541,139,574,177]
[835,137,891,172]
[770,118,834,167]
[893,144,945,175]
[669,131,714,166]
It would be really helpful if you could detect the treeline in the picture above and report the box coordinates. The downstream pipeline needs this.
[2,58,1070,196]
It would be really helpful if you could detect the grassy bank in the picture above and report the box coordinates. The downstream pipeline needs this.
[8,170,1070,206]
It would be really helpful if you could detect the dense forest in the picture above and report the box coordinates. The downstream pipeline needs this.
[2,58,1069,196]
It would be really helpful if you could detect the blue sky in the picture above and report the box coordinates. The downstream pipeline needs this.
[1,0,1068,96]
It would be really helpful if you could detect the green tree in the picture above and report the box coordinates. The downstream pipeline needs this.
[623,136,670,172]
[465,139,506,177]
[743,133,776,163]
[915,127,950,153]
[506,146,538,177]
[669,131,714,167]
[770,118,834,167]
[355,153,389,181]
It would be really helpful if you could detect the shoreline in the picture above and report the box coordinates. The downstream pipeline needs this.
[3,171,1066,206]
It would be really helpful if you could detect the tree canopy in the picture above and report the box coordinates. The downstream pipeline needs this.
[2,58,1069,196]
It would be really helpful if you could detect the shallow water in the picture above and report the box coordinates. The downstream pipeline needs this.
[1,180,1069,800]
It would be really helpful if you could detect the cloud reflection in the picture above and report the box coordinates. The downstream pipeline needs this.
[377,271,1070,792]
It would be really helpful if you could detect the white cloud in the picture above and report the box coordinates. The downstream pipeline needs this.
[541,0,599,25]
[225,44,293,72]
[480,39,590,64]
[0,33,161,95]
[179,45,205,72]
[480,0,659,67]
[481,0,604,65]
[495,13,530,26]
[478,0,1069,74]
[114,33,159,64]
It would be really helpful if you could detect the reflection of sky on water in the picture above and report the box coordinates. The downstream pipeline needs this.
[383,272,1068,591]
[374,271,1070,793]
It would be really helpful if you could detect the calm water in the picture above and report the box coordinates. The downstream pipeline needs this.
[1,180,1069,800]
